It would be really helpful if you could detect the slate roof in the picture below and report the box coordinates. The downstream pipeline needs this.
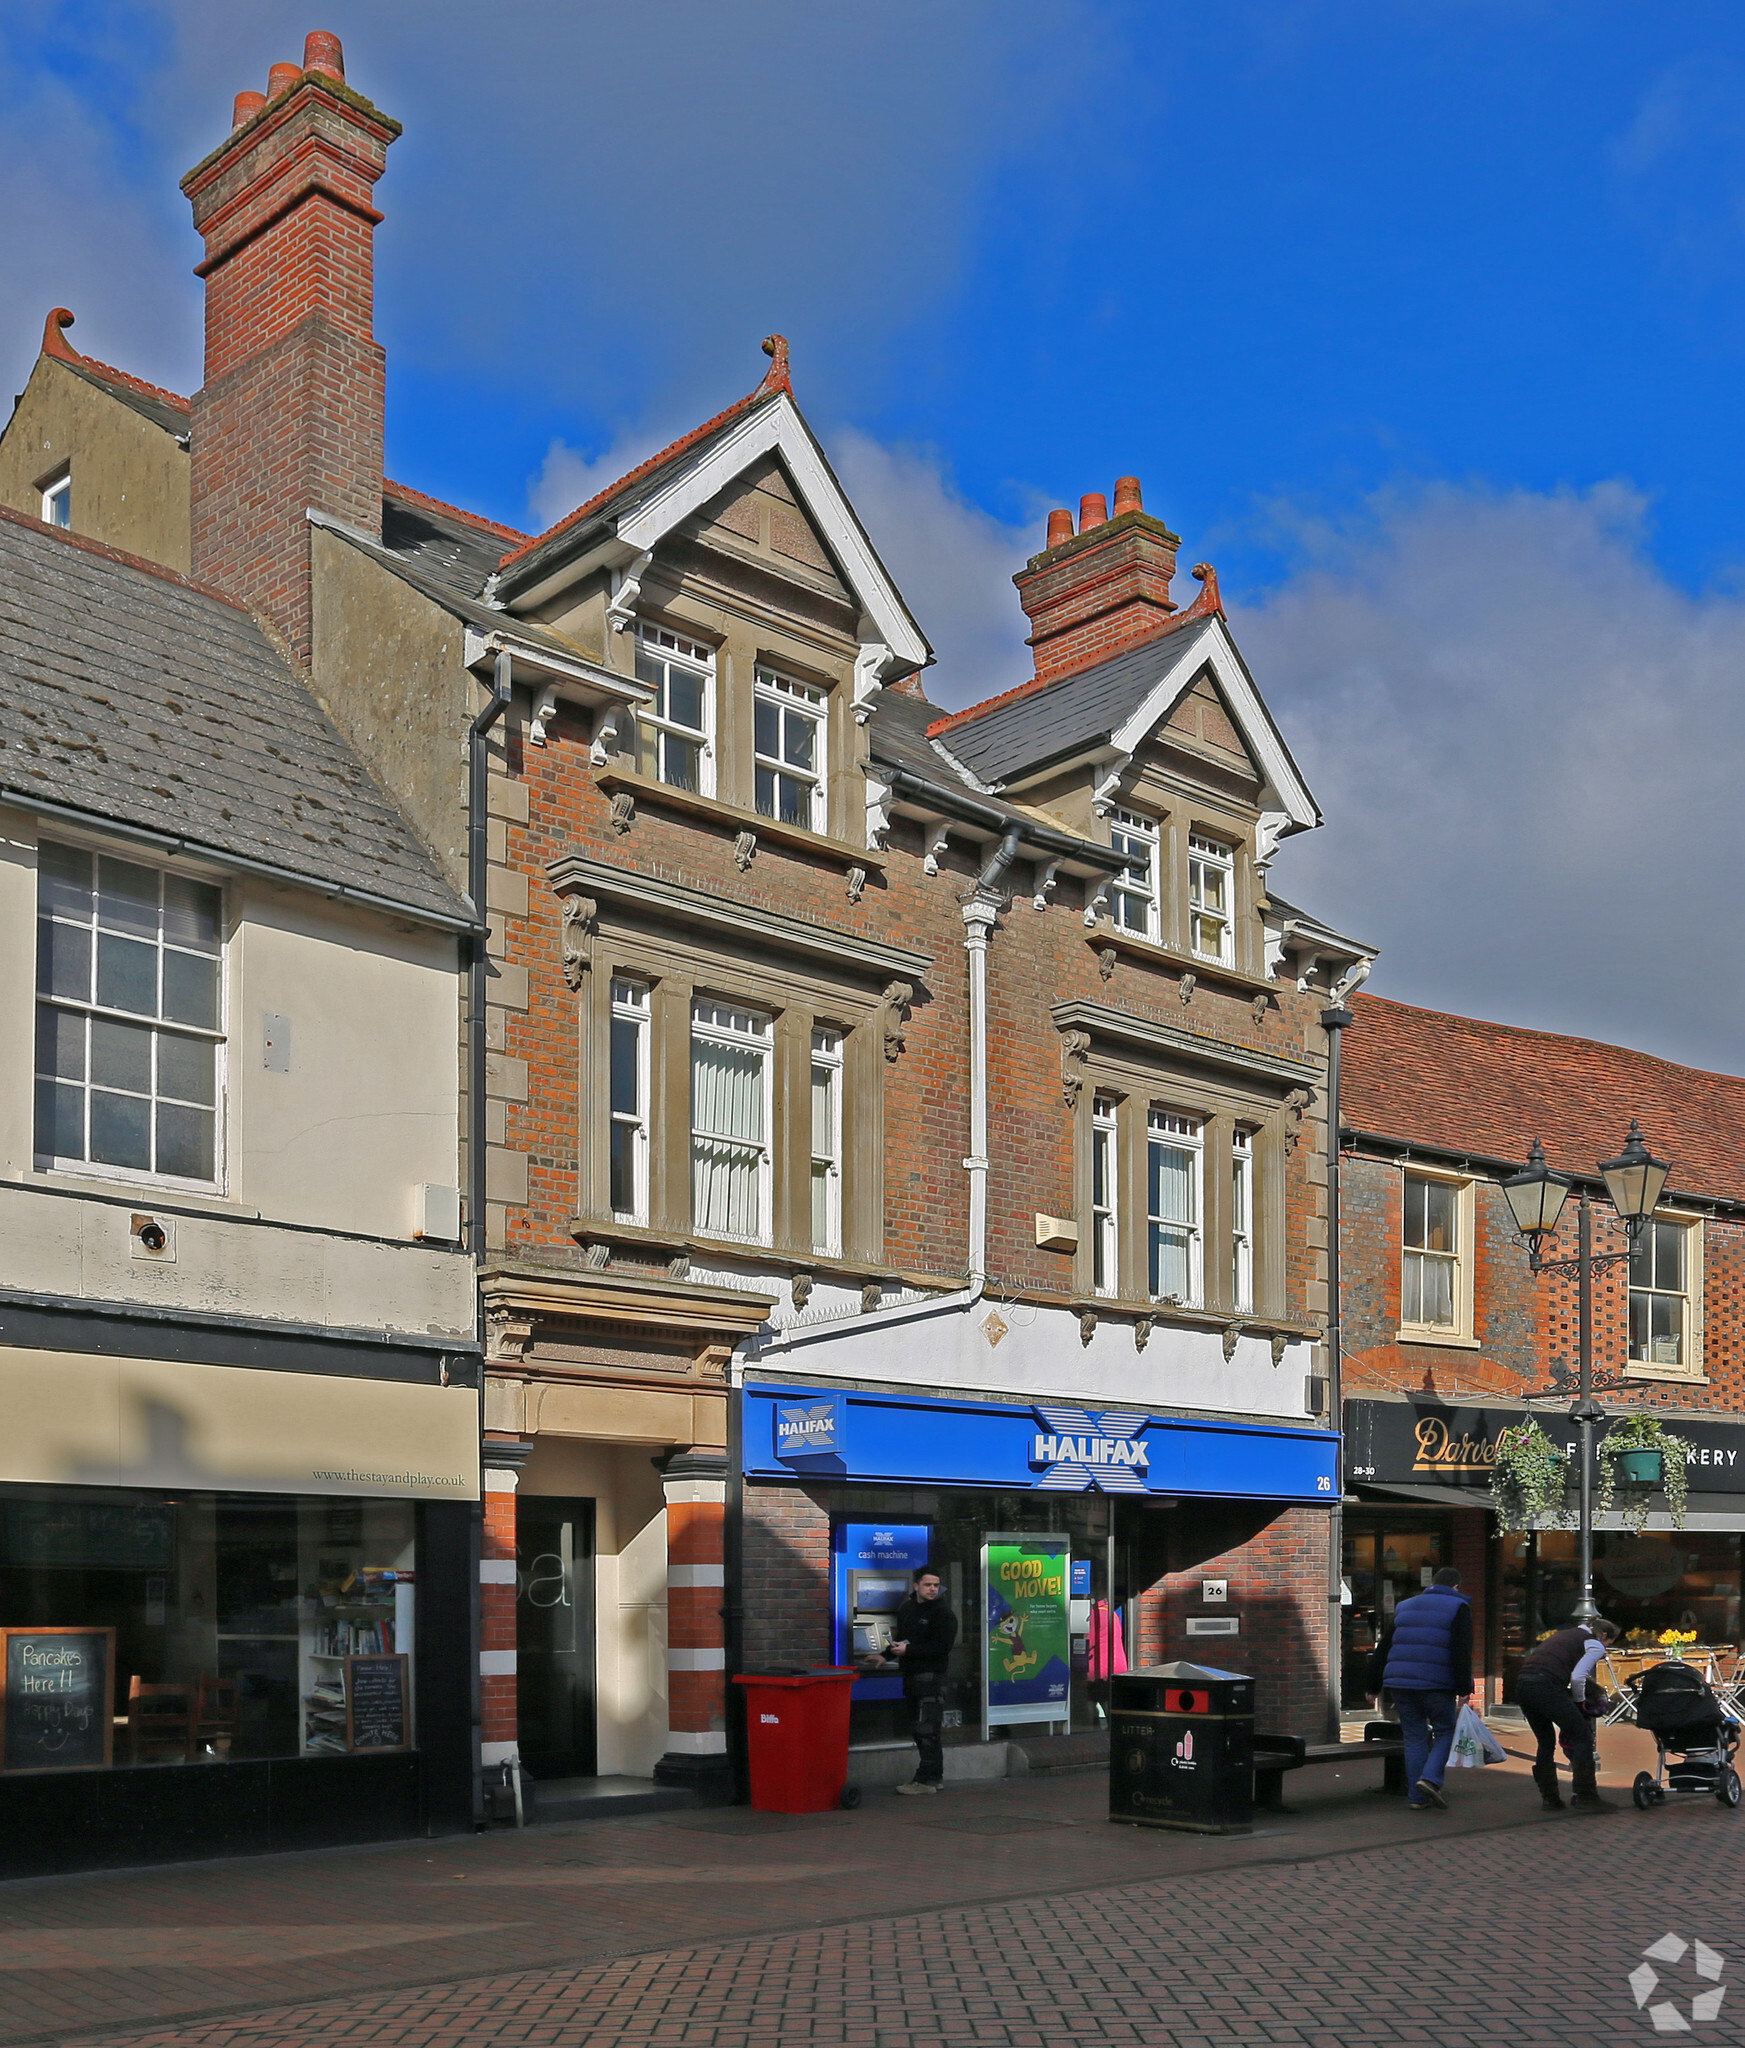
[1343,994,1745,1205]
[58,355,191,442]
[928,617,1220,788]
[380,484,526,596]
[0,507,471,930]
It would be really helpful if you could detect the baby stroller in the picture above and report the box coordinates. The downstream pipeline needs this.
[1627,1660,1742,1811]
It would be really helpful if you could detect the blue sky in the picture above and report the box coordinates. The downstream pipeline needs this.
[7,2,1745,1081]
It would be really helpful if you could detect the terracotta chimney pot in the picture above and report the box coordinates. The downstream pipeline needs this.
[302,32,345,79]
[267,61,303,96]
[231,90,266,129]
[1079,492,1108,533]
[1112,476,1143,517]
[1046,509,1074,549]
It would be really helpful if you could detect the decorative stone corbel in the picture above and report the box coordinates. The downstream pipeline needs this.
[1251,992,1271,1026]
[861,1281,883,1314]
[791,1272,814,1312]
[1179,972,1197,1005]
[528,687,558,747]
[559,894,596,990]
[1134,1315,1154,1353]
[1090,751,1133,818]
[846,865,868,905]
[1295,953,1323,995]
[1097,946,1117,981]
[1079,1308,1098,1347]
[484,1304,533,1364]
[1059,1028,1091,1109]
[666,1251,691,1280]
[1271,1332,1289,1367]
[584,1241,612,1271]
[1083,879,1111,929]
[881,980,912,1060]
[1032,859,1060,912]
[590,704,626,768]
[733,830,758,872]
[865,772,894,851]
[1253,809,1290,877]
[1222,1320,1246,1362]
[606,550,653,633]
[610,789,636,835]
[1283,1087,1311,1154]
[923,825,952,877]
[853,640,891,719]
[696,1342,731,1381]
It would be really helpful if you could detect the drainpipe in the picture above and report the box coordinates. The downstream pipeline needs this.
[468,649,513,1262]
[1320,957,1370,1740]
[960,826,1019,1285]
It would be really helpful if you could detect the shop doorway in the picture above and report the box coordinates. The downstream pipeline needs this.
[1342,1512,1451,1705]
[516,1497,596,1781]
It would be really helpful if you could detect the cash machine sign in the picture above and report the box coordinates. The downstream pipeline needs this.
[775,1397,842,1461]
[1030,1406,1152,1493]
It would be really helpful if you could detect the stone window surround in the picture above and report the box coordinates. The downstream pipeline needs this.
[1094,771,1265,981]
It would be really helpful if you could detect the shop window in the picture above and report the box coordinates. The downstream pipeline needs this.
[690,998,772,1242]
[608,979,650,1223]
[810,1027,842,1255]
[0,1489,417,1771]
[1090,1095,1119,1297]
[1231,1126,1255,1313]
[1629,1218,1698,1376]
[1147,1110,1203,1305]
[1400,1171,1473,1340]
[41,470,71,529]
[754,668,827,831]
[34,841,224,1188]
[1187,833,1234,964]
[1109,809,1160,938]
[634,625,714,794]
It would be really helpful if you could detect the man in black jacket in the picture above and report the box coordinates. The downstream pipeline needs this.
[887,1568,958,1795]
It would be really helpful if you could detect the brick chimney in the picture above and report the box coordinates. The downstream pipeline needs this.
[182,33,399,662]
[1014,477,1181,684]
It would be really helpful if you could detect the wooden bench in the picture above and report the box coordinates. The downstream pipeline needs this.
[1253,1723,1406,1809]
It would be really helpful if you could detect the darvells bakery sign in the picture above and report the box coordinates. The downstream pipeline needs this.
[1346,1400,1745,1489]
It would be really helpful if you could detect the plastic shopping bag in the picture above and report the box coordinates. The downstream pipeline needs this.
[1451,1702,1506,1767]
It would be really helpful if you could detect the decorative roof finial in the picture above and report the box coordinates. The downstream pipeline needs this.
[1188,562,1223,618]
[758,333,792,395]
[42,308,78,361]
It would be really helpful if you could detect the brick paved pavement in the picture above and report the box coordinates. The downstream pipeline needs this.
[1,1727,1737,2047]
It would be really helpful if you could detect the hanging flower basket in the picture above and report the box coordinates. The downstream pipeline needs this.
[1489,1419,1573,1531]
[1597,1414,1692,1533]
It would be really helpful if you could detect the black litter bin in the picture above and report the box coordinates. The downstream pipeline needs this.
[1108,1661,1256,1833]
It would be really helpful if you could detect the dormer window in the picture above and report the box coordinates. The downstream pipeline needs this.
[1188,832,1234,964]
[634,625,713,794]
[754,667,826,830]
[41,470,71,529]
[1109,808,1160,938]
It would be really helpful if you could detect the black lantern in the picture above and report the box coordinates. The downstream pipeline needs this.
[1599,1119,1671,1229]
[1501,1138,1572,1243]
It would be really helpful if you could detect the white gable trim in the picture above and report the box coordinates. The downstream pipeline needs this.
[611,394,929,673]
[1108,618,1319,830]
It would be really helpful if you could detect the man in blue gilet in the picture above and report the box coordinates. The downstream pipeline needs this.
[1367,1565,1474,1811]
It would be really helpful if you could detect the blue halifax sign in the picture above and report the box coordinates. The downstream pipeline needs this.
[750,1383,1336,1503]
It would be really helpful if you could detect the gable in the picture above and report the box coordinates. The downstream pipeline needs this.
[689,456,850,598]
[1158,669,1263,782]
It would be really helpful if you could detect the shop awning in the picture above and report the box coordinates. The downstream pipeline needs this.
[1359,1483,1745,1531]
[1359,1482,1492,1511]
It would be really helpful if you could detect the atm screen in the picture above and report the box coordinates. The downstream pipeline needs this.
[854,1575,909,1613]
[852,1621,888,1657]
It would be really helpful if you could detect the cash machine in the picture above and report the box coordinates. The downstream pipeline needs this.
[831,1522,931,1703]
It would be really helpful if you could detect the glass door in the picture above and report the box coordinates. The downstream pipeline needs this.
[1342,1514,1449,1705]
[516,1498,596,1781]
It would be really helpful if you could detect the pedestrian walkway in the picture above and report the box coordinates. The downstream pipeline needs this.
[0,1725,1726,2047]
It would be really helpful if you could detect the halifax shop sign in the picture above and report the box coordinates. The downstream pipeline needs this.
[747,1383,1338,1503]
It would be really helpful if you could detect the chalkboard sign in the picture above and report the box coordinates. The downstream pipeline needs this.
[1,1628,115,1774]
[345,1653,409,1752]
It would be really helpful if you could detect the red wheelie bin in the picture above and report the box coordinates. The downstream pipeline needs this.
[733,1668,860,1812]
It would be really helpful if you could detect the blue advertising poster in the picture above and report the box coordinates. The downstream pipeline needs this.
[983,1536,1070,1732]
[1070,1558,1093,1599]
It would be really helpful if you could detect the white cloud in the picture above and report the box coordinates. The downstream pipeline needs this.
[1243,481,1745,1073]
[527,432,673,535]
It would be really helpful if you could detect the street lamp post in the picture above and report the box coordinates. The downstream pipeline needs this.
[1499,1121,1672,1625]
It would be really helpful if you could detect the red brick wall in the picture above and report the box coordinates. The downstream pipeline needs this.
[741,1481,832,1671]
[480,1481,517,1749]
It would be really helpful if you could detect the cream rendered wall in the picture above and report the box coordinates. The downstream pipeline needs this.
[520,1437,671,1778]
[0,809,472,1340]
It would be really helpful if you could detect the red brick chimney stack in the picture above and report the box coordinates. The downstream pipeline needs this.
[1014,474,1182,684]
[182,32,401,664]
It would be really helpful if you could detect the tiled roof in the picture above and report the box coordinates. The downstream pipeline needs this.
[0,506,469,930]
[1343,994,1745,1203]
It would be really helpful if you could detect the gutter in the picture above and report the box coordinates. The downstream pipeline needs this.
[878,764,1126,870]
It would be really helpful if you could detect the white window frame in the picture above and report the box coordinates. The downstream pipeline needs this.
[34,839,227,1193]
[1147,1109,1204,1306]
[1109,807,1161,939]
[809,1026,843,1256]
[1627,1214,1703,1381]
[1231,1126,1255,1313]
[607,978,650,1224]
[40,470,71,529]
[754,667,828,833]
[1187,832,1235,965]
[1398,1169,1477,1345]
[635,624,715,796]
[1091,1094,1119,1297]
[689,997,773,1245]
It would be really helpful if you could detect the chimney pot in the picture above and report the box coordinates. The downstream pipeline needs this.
[1046,509,1074,549]
[1079,493,1109,533]
[267,61,303,97]
[1113,476,1143,517]
[302,31,345,79]
[231,90,267,129]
